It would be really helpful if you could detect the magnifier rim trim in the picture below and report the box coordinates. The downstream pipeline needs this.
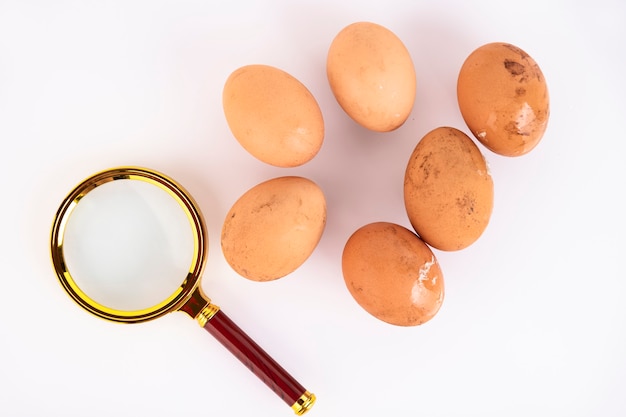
[50,166,207,323]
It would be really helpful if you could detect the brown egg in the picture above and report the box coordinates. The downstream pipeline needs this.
[457,42,550,156]
[327,22,416,132]
[404,127,494,251]
[342,222,444,326]
[221,176,326,282]
[223,65,324,167]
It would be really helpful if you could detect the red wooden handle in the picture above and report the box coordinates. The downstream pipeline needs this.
[203,309,313,412]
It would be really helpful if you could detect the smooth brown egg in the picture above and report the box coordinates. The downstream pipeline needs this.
[457,42,550,156]
[342,222,444,326]
[327,22,416,132]
[223,65,324,167]
[404,127,494,251]
[221,176,326,282]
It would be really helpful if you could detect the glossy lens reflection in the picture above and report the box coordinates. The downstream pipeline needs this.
[62,179,194,311]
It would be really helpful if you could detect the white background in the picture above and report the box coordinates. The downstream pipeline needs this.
[1,1,625,416]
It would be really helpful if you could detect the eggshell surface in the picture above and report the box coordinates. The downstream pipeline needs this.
[221,176,326,282]
[326,22,416,132]
[342,222,444,326]
[223,65,324,167]
[457,42,550,156]
[404,127,494,251]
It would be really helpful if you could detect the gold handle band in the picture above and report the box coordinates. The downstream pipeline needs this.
[292,391,316,415]
[196,303,220,327]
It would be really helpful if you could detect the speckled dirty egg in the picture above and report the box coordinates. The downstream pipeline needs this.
[457,42,549,156]
[404,127,494,251]
[221,176,326,282]
[342,222,444,326]
[326,21,416,132]
[223,65,324,167]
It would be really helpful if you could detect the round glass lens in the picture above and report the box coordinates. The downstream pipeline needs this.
[62,179,195,311]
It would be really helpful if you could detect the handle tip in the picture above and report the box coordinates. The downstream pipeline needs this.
[292,391,316,415]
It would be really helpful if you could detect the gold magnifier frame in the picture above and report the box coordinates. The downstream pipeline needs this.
[50,166,315,415]
[51,166,206,323]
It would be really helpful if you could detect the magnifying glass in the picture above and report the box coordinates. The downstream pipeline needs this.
[50,166,315,415]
